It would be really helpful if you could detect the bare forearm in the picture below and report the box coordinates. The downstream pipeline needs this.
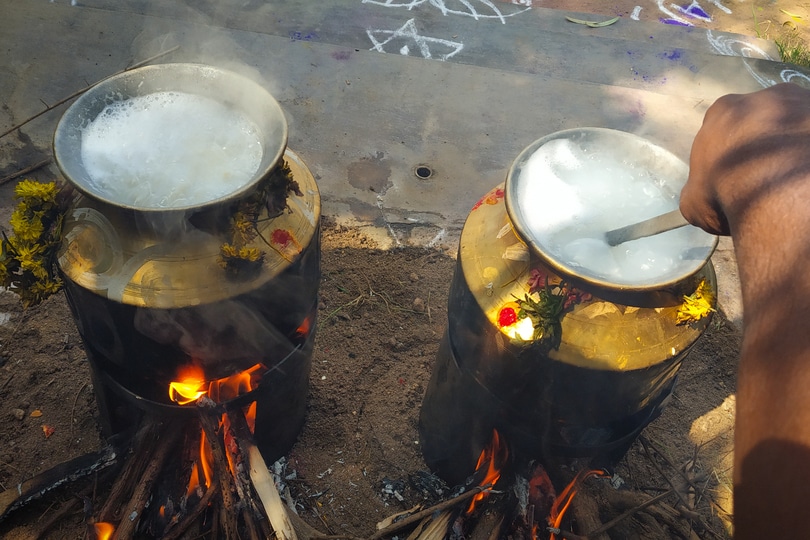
[723,175,810,539]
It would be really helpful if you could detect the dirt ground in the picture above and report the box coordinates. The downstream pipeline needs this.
[0,219,741,539]
[543,0,810,50]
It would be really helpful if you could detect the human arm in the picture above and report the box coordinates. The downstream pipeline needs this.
[680,83,810,539]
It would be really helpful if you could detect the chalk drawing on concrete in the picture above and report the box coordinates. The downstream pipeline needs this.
[631,6,642,20]
[706,30,773,60]
[706,30,810,88]
[362,0,531,24]
[367,18,464,60]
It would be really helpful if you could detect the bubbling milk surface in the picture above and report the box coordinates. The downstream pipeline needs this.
[80,91,264,208]
[517,137,700,285]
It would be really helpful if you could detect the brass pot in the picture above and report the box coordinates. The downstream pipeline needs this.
[419,129,718,484]
[54,64,320,461]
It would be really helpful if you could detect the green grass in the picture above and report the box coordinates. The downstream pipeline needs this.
[776,28,810,68]
[752,4,810,69]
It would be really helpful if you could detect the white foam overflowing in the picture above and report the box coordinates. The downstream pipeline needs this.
[517,137,702,285]
[80,91,264,208]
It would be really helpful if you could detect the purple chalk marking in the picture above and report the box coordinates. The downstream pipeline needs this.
[660,18,692,26]
[332,50,352,61]
[685,5,710,19]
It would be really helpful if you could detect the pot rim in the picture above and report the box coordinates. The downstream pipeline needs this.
[504,127,718,293]
[53,62,289,215]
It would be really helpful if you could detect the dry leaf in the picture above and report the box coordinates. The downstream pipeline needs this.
[30,409,43,418]
[780,8,804,22]
[42,425,55,438]
[566,15,620,28]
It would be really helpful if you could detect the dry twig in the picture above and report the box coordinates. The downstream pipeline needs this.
[0,46,179,141]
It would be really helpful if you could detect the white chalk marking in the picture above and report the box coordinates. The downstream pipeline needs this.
[426,228,446,248]
[367,18,464,61]
[673,1,712,22]
[657,0,692,26]
[362,0,531,24]
[631,6,642,20]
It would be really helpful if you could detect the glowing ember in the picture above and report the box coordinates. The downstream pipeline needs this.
[466,429,509,514]
[93,522,115,540]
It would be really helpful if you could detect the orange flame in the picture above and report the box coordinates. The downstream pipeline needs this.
[466,429,508,514]
[169,363,266,405]
[245,401,257,434]
[168,365,207,405]
[186,428,215,498]
[294,315,311,339]
[93,522,115,540]
[208,364,264,403]
[547,469,609,540]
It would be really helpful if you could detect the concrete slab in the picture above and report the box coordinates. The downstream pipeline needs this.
[3,0,807,326]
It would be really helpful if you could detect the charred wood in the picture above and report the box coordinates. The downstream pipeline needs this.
[114,420,184,540]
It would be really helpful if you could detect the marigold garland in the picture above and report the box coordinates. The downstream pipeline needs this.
[0,180,65,307]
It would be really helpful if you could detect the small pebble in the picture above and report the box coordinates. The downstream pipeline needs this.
[413,297,425,312]
[409,273,419,282]
[12,408,25,421]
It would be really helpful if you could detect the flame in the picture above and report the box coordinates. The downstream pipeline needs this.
[186,428,215,497]
[185,462,201,498]
[208,363,264,403]
[93,522,115,540]
[466,429,509,514]
[169,363,265,405]
[168,365,207,405]
[245,401,257,434]
[199,429,214,489]
[547,469,609,540]
[294,315,311,339]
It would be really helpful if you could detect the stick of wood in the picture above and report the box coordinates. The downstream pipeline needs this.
[246,443,298,540]
[0,46,179,141]
[114,421,183,540]
[197,398,240,540]
[368,485,492,540]
[0,159,51,187]
[97,422,161,523]
[584,489,675,537]
[162,478,221,540]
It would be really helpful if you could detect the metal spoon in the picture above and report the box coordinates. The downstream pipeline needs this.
[604,209,690,246]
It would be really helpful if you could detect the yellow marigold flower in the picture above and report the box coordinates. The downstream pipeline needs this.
[29,262,50,280]
[12,241,43,267]
[237,247,263,262]
[220,243,239,258]
[30,278,62,297]
[15,180,58,203]
[676,279,715,325]
[9,209,45,243]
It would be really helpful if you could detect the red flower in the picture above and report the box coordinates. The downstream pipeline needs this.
[498,307,518,327]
